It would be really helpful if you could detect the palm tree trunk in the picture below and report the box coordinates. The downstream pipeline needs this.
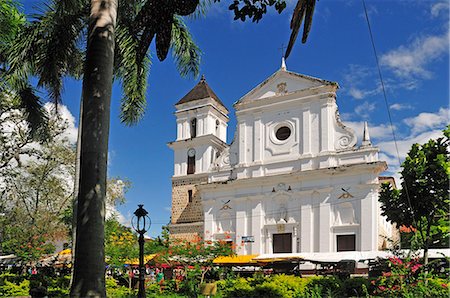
[70,1,117,297]
[70,97,82,289]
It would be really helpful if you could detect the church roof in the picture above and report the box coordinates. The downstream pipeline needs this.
[235,62,338,106]
[176,75,228,112]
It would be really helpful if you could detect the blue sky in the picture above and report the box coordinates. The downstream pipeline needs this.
[23,0,449,237]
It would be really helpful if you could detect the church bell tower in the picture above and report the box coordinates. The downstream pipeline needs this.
[168,75,229,241]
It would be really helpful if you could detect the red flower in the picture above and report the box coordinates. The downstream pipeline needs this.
[442,284,448,288]
[411,264,421,273]
[389,256,403,265]
[378,286,386,292]
[382,272,392,277]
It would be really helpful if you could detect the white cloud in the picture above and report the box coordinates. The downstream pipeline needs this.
[378,129,445,185]
[431,2,449,18]
[403,107,449,135]
[349,88,365,100]
[354,101,376,119]
[345,121,395,144]
[381,31,449,79]
[389,103,413,111]
[44,103,78,144]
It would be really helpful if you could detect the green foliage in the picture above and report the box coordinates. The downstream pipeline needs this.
[105,216,138,266]
[105,277,136,298]
[380,127,450,261]
[224,0,287,22]
[374,256,449,297]
[0,279,29,297]
[306,276,343,297]
[0,114,75,262]
[341,277,372,297]
[0,272,24,287]
[0,0,25,44]
[218,274,339,298]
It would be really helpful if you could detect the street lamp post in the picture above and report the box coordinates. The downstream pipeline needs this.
[132,204,151,298]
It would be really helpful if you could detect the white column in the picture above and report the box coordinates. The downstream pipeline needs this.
[251,202,263,254]
[238,121,246,164]
[319,202,331,252]
[302,110,310,155]
[300,202,313,252]
[320,101,334,152]
[360,189,377,251]
[236,207,247,255]
[204,208,214,241]
[198,117,204,136]
[253,114,262,163]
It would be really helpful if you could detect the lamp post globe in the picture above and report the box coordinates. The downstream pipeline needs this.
[131,204,151,298]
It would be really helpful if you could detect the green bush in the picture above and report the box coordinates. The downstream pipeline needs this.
[341,277,371,297]
[0,279,30,297]
[105,276,135,298]
[306,276,343,297]
[0,272,24,286]
[47,286,69,297]
[220,277,254,298]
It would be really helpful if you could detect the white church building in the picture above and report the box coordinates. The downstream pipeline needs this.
[168,61,396,258]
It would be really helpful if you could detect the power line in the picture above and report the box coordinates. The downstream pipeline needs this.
[361,0,417,227]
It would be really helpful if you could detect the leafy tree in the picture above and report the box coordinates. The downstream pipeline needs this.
[380,126,450,265]
[105,216,138,266]
[0,110,76,262]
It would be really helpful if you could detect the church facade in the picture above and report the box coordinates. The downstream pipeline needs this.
[168,61,395,256]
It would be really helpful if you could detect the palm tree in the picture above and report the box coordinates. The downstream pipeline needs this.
[7,0,200,296]
[0,0,48,137]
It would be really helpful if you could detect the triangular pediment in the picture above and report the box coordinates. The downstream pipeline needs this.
[235,69,337,105]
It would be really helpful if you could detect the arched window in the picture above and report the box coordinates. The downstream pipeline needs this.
[187,148,196,174]
[190,118,197,138]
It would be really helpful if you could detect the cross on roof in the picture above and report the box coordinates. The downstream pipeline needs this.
[278,43,287,58]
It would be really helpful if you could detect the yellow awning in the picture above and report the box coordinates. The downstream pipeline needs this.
[58,249,72,255]
[254,256,303,263]
[213,254,259,265]
[124,254,157,265]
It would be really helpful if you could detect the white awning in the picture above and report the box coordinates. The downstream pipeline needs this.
[253,249,450,263]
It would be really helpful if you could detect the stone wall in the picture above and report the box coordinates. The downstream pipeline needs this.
[170,176,207,240]
[169,222,204,242]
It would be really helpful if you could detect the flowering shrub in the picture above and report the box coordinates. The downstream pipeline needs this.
[374,256,449,297]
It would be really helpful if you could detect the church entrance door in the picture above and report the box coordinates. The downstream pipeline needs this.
[273,233,292,253]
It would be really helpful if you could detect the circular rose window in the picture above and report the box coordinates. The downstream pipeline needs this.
[275,126,291,141]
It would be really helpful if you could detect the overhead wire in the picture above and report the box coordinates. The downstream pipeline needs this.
[360,0,417,228]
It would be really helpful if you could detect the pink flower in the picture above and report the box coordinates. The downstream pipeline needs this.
[411,264,421,273]
[382,272,392,277]
[442,284,448,288]
[378,286,386,292]
[389,256,403,265]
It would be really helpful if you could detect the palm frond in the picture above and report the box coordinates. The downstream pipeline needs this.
[17,85,49,140]
[285,0,316,59]
[171,16,201,79]
[7,0,85,105]
[187,0,213,20]
[115,25,150,125]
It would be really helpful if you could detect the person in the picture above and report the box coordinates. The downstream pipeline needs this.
[156,268,164,292]
[156,268,164,283]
